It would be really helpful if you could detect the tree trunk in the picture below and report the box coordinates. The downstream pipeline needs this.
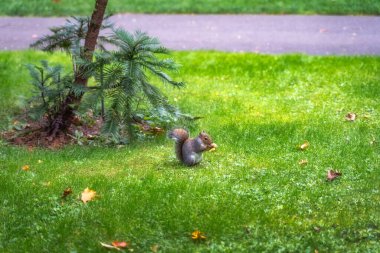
[75,0,109,87]
[48,0,109,137]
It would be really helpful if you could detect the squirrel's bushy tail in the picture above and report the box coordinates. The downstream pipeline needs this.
[168,128,189,162]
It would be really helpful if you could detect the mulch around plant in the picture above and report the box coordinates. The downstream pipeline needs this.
[1,117,103,149]
[1,115,165,149]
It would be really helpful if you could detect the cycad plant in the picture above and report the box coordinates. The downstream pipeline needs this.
[29,14,185,142]
[98,29,184,139]
[29,0,109,138]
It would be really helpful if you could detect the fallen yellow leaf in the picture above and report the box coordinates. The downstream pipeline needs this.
[81,187,96,203]
[21,165,30,171]
[191,230,206,240]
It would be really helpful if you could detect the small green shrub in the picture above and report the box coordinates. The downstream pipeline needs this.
[27,17,187,143]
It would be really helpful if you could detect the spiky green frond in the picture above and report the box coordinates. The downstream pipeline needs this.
[70,83,88,97]
[111,29,170,58]
[25,61,79,121]
[91,28,186,138]
[102,63,126,88]
[103,106,122,136]
[30,16,114,53]
[139,61,184,87]
[110,29,184,87]
[26,60,63,89]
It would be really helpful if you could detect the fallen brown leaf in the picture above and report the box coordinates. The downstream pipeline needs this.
[327,169,342,181]
[81,187,96,203]
[61,187,73,199]
[112,241,128,248]
[345,112,356,121]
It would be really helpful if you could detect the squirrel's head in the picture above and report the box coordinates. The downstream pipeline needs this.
[199,130,217,150]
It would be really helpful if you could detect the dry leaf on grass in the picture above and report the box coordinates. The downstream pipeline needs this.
[112,241,128,248]
[327,169,342,181]
[61,187,73,199]
[191,230,206,241]
[100,242,121,251]
[81,187,96,203]
[345,112,356,121]
[21,165,30,171]
[299,141,310,151]
[100,241,128,251]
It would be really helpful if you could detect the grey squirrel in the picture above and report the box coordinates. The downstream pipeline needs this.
[169,128,217,166]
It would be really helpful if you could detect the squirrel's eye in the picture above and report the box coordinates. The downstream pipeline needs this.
[204,137,208,140]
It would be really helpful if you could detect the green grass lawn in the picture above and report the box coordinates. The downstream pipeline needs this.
[1,50,380,252]
[0,0,379,16]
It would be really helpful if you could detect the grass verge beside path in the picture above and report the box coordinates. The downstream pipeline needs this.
[0,0,379,16]
[1,51,380,252]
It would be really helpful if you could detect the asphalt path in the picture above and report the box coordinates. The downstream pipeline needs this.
[1,14,379,55]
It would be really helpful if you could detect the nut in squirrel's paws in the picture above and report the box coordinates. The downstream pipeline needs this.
[209,143,218,152]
